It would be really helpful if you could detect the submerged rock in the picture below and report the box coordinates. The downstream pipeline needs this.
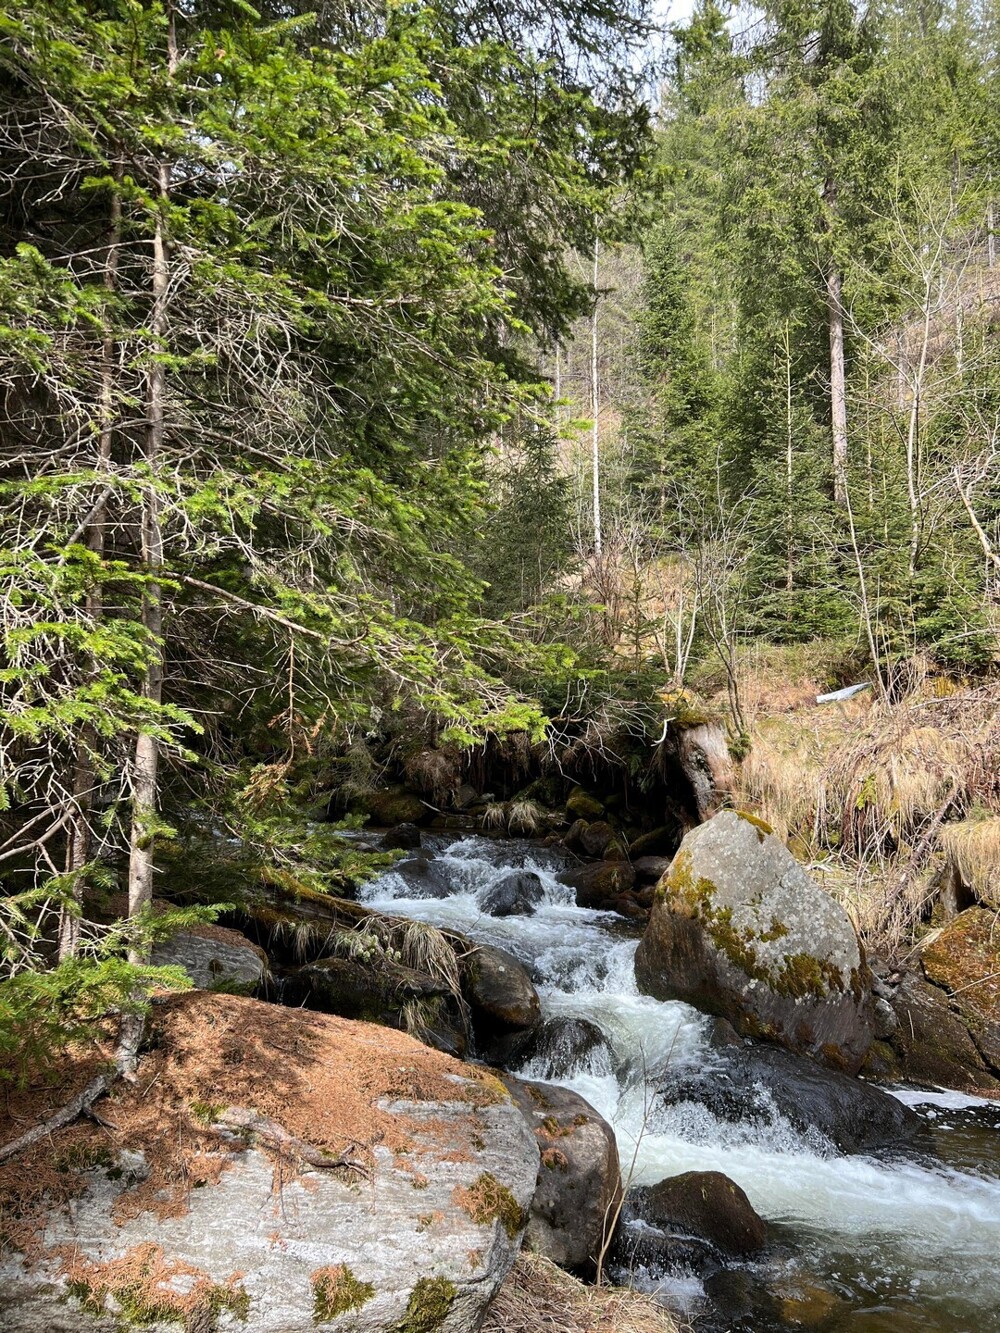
[662,1043,921,1153]
[517,1016,614,1082]
[501,1075,621,1275]
[0,993,539,1333]
[632,1170,768,1258]
[634,810,875,1072]
[394,850,455,898]
[481,871,544,918]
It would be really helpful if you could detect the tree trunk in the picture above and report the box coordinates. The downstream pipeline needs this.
[126,162,169,952]
[59,178,122,961]
[824,180,848,507]
[590,234,602,558]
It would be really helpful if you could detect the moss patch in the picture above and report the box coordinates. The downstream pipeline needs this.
[454,1171,526,1240]
[311,1265,375,1323]
[395,1277,457,1333]
[735,809,774,840]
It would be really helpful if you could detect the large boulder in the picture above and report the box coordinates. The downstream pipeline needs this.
[877,971,1000,1091]
[0,994,539,1333]
[635,810,875,1072]
[922,909,1000,1073]
[501,1075,621,1276]
[480,871,544,918]
[565,789,605,823]
[661,1043,920,1153]
[461,945,542,1046]
[631,1171,767,1258]
[363,787,428,827]
[151,925,267,993]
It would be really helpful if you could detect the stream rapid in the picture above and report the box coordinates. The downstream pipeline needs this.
[359,834,1000,1332]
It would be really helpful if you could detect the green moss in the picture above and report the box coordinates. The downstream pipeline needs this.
[190,1100,224,1126]
[735,809,774,840]
[394,1277,457,1333]
[53,1144,113,1174]
[312,1265,375,1323]
[456,1172,526,1240]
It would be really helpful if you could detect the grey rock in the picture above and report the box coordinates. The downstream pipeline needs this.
[480,872,544,918]
[394,851,454,899]
[502,1075,621,1275]
[634,810,875,1073]
[152,927,266,992]
[517,1017,614,1082]
[462,945,541,1040]
[632,855,671,882]
[560,860,635,910]
[0,1054,538,1333]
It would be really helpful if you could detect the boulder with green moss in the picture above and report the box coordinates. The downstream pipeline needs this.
[634,810,875,1073]
[921,910,1000,1076]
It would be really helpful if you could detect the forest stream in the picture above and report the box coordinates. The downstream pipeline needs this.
[359,834,1000,1333]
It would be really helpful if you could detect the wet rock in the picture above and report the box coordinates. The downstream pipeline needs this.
[580,821,615,857]
[501,1074,621,1275]
[361,786,428,826]
[481,871,544,918]
[613,1216,722,1277]
[394,850,455,898]
[634,810,875,1073]
[151,926,267,993]
[560,860,635,910]
[662,1043,920,1153]
[602,839,629,862]
[887,971,1000,1091]
[704,1270,785,1332]
[563,818,590,854]
[632,855,671,882]
[565,789,605,822]
[631,1171,767,1258]
[922,909,1000,1074]
[461,944,541,1043]
[628,825,683,860]
[381,822,421,850]
[517,1017,614,1081]
[452,782,479,810]
[0,993,538,1333]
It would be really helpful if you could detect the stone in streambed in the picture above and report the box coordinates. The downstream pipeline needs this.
[381,822,422,850]
[633,855,671,882]
[579,821,615,857]
[922,908,1000,1074]
[565,789,605,822]
[501,1074,621,1275]
[461,944,541,1040]
[560,860,635,909]
[628,824,683,860]
[517,1017,614,1082]
[635,810,875,1072]
[631,1170,768,1258]
[662,1043,920,1153]
[481,871,544,918]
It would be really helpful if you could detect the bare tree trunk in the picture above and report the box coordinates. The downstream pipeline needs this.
[591,234,602,558]
[904,281,932,575]
[824,180,849,507]
[783,320,794,593]
[59,178,122,961]
[126,164,169,951]
[988,197,996,270]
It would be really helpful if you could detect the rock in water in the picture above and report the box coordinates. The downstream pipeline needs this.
[922,908,1000,1074]
[631,1171,767,1258]
[634,810,875,1072]
[480,871,544,918]
[501,1075,622,1276]
[461,944,542,1039]
[0,993,539,1333]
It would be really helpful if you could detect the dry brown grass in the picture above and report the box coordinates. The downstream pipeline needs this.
[482,1252,682,1333]
[940,816,1000,908]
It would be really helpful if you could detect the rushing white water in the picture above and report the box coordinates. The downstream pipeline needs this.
[362,835,1000,1330]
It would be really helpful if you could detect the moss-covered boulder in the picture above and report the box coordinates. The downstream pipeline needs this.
[461,944,541,1045]
[565,789,605,823]
[634,810,875,1073]
[879,971,1000,1092]
[922,910,1000,1075]
[359,787,428,827]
